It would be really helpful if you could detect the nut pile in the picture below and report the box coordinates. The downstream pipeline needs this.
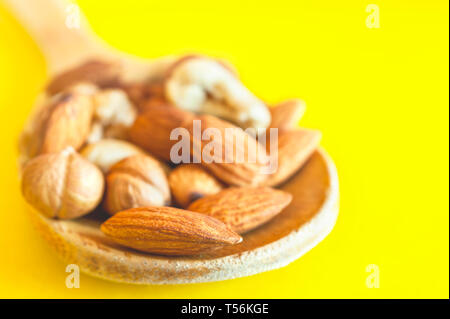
[19,55,321,256]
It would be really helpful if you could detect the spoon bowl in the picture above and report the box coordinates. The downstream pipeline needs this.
[8,0,339,284]
[26,149,338,284]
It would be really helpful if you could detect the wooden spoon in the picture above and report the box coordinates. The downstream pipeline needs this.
[8,0,339,284]
[3,0,174,85]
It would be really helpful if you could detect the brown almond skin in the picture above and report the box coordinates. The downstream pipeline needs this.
[169,164,224,208]
[185,115,270,186]
[137,96,170,114]
[40,93,94,154]
[21,149,104,219]
[104,154,171,215]
[24,91,95,157]
[269,99,306,131]
[188,187,293,234]
[123,82,165,112]
[263,129,321,187]
[129,104,195,161]
[100,207,242,256]
[47,59,121,94]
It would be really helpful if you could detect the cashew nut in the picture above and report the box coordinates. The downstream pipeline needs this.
[87,88,137,142]
[165,56,271,130]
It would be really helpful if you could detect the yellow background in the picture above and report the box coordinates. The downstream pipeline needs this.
[0,0,448,298]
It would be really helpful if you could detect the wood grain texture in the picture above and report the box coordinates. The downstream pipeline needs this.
[25,149,339,284]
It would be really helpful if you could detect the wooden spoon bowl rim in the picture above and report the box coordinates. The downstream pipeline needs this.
[24,148,339,284]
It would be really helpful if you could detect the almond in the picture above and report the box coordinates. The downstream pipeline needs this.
[129,104,195,161]
[188,187,292,234]
[269,99,306,131]
[100,207,242,255]
[169,164,224,208]
[25,90,95,157]
[263,129,321,186]
[184,115,270,186]
[46,59,122,95]
[104,154,171,215]
[137,96,170,114]
[124,82,165,112]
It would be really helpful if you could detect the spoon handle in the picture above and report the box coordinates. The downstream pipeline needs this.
[3,0,106,74]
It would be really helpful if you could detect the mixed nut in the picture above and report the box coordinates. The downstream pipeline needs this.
[19,55,321,256]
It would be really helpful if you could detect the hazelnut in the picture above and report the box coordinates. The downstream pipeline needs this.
[21,148,104,219]
[104,154,171,215]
